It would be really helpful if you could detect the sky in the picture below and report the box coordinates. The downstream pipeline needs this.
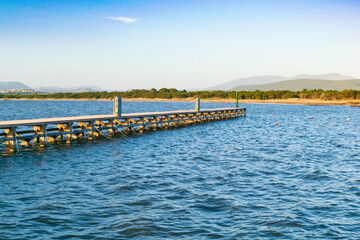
[0,0,360,90]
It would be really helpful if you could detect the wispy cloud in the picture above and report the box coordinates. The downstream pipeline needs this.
[106,17,140,23]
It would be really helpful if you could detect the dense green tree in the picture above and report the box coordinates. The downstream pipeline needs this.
[1,88,360,101]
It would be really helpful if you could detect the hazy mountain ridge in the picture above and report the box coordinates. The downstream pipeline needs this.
[207,76,287,90]
[36,86,104,93]
[0,82,32,90]
[210,73,356,90]
[289,73,355,81]
[0,82,103,93]
[231,79,360,91]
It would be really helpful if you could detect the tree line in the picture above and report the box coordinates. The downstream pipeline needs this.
[1,88,360,100]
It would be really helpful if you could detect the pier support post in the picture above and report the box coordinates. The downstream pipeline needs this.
[139,117,145,133]
[89,121,95,140]
[39,124,47,147]
[5,127,18,152]
[195,98,200,111]
[153,118,158,131]
[66,122,73,144]
[108,119,116,136]
[124,119,130,134]
[236,92,239,108]
[114,97,122,117]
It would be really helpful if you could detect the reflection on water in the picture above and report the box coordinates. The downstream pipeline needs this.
[0,100,360,239]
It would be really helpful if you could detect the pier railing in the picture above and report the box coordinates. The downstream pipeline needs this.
[0,98,246,152]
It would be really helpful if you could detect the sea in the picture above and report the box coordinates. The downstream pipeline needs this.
[0,100,359,239]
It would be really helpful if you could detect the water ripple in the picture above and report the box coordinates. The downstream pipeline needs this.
[1,101,360,239]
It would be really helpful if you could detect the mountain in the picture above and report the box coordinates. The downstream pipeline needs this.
[0,82,103,93]
[289,73,355,81]
[231,79,360,91]
[208,75,287,90]
[0,82,32,90]
[36,86,104,93]
[209,73,356,90]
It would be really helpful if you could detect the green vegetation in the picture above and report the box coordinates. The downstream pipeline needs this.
[232,79,360,91]
[1,88,360,100]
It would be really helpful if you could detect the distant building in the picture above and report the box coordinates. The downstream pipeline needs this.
[0,89,38,94]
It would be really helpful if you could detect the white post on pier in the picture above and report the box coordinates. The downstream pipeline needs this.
[195,98,200,112]
[113,96,122,117]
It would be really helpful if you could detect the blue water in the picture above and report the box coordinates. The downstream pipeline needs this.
[1,100,360,239]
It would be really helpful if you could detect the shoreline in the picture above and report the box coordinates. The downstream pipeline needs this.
[1,97,360,106]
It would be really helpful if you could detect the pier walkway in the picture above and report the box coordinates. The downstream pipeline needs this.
[0,98,246,152]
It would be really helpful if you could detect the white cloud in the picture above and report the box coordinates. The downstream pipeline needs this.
[106,17,140,23]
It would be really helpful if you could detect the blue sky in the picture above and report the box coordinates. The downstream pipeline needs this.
[0,0,359,90]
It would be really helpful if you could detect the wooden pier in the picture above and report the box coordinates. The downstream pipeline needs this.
[0,98,246,152]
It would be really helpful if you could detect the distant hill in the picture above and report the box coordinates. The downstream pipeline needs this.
[208,75,287,90]
[36,86,104,93]
[231,79,360,91]
[0,82,32,90]
[209,73,356,90]
[288,73,355,81]
[0,82,103,93]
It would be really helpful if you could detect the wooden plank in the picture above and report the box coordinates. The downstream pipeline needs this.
[0,108,245,128]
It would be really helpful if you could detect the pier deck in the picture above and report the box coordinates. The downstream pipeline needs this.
[0,108,242,128]
[0,99,246,152]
